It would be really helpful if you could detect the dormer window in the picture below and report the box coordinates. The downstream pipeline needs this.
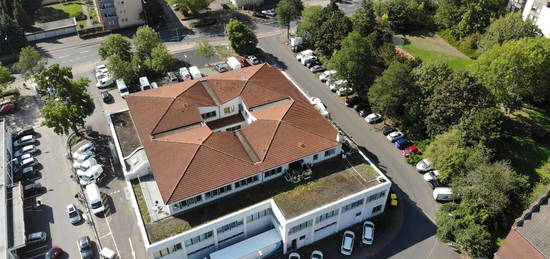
[202,111,216,119]
[224,106,235,114]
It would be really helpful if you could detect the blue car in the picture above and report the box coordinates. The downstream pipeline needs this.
[394,138,410,150]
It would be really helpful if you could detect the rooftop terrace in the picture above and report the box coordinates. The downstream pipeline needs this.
[111,111,142,157]
[132,151,382,243]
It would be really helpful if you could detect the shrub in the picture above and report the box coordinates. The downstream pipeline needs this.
[75,11,87,21]
[406,153,422,165]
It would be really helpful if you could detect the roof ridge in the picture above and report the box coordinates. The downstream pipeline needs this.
[167,144,201,203]
[200,143,256,164]
[235,130,261,163]
[281,102,338,143]
[238,64,267,96]
[150,97,178,135]
[201,81,221,105]
[260,119,283,161]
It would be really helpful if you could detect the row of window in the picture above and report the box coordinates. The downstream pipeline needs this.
[173,195,203,210]
[342,199,364,213]
[202,111,217,119]
[366,190,386,203]
[289,219,313,235]
[153,243,182,259]
[217,219,243,234]
[219,232,244,244]
[205,184,232,200]
[324,149,336,157]
[314,221,336,233]
[264,167,282,178]
[372,204,383,214]
[316,209,339,224]
[235,175,259,189]
[247,208,272,223]
[184,231,213,247]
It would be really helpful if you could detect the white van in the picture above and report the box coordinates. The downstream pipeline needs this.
[189,66,202,79]
[150,82,159,89]
[433,187,453,202]
[179,67,192,81]
[227,57,241,70]
[116,79,129,98]
[296,49,313,62]
[139,76,151,91]
[86,183,105,215]
[78,164,103,185]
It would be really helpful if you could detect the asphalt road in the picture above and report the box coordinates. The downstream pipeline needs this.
[258,34,459,259]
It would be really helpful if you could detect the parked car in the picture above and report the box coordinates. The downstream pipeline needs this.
[15,166,37,182]
[311,250,323,259]
[354,103,367,112]
[19,157,38,168]
[296,49,314,62]
[253,11,268,18]
[189,66,202,79]
[14,135,35,147]
[96,77,113,88]
[341,230,355,255]
[302,56,319,67]
[329,80,347,92]
[96,64,108,74]
[394,138,410,149]
[168,72,179,82]
[423,170,440,182]
[23,182,42,196]
[171,3,179,10]
[382,126,396,136]
[402,145,418,157]
[319,70,336,82]
[26,231,47,244]
[73,151,95,168]
[13,127,35,139]
[288,252,300,259]
[337,87,354,96]
[345,96,361,107]
[365,113,382,124]
[291,44,304,53]
[358,109,368,117]
[72,143,95,159]
[78,236,94,259]
[179,67,192,81]
[261,8,276,17]
[247,55,260,65]
[101,91,112,104]
[362,221,375,245]
[45,246,63,259]
[0,101,15,114]
[416,158,433,172]
[75,157,97,172]
[67,204,82,224]
[14,145,37,157]
[433,187,453,202]
[214,63,228,73]
[386,131,404,142]
[310,65,325,73]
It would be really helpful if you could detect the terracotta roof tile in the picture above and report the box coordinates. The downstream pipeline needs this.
[202,131,251,163]
[240,120,280,161]
[496,230,545,259]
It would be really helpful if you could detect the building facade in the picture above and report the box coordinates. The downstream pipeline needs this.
[510,0,550,37]
[94,0,144,30]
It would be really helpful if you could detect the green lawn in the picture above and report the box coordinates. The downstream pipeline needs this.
[399,34,473,71]
[36,2,84,23]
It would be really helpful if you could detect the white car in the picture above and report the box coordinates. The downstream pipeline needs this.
[19,157,37,168]
[319,70,336,82]
[288,252,300,259]
[96,64,108,74]
[329,80,347,92]
[18,153,33,162]
[365,113,382,124]
[14,145,37,157]
[72,143,95,159]
[67,204,82,224]
[362,221,375,245]
[341,230,355,255]
[311,250,323,259]
[386,131,404,142]
[75,157,97,171]
[14,135,35,147]
[336,87,354,96]
[72,150,95,168]
[96,77,113,88]
[77,164,103,185]
[423,170,440,181]
[416,158,433,172]
[179,67,192,81]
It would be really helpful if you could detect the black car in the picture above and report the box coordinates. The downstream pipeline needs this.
[253,11,268,19]
[100,91,112,104]
[13,127,35,139]
[354,103,367,112]
[23,182,43,196]
[345,97,361,107]
[358,109,368,117]
[382,125,397,136]
[304,57,319,68]
[291,45,304,53]
[168,72,179,82]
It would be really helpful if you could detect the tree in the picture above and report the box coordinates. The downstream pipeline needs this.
[133,25,162,59]
[296,6,323,46]
[15,46,45,79]
[12,0,29,28]
[455,223,493,257]
[107,54,136,84]
[386,0,434,33]
[0,62,14,90]
[0,15,27,55]
[329,31,375,96]
[225,19,258,55]
[98,34,132,61]
[146,44,175,74]
[424,71,494,136]
[411,62,453,93]
[276,0,303,37]
[456,107,504,145]
[352,0,377,37]
[478,12,540,53]
[195,38,216,63]
[312,2,352,56]
[176,0,210,16]
[34,64,73,96]
[470,37,550,111]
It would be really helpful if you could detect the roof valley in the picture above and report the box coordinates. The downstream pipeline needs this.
[235,130,261,163]
[201,81,221,105]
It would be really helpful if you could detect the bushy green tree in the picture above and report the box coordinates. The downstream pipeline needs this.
[455,223,493,257]
[177,0,210,16]
[352,0,377,37]
[133,25,162,59]
[276,0,303,37]
[0,62,14,90]
[478,12,541,53]
[411,62,453,93]
[195,38,216,63]
[225,19,258,55]
[470,37,550,111]
[146,45,175,74]
[12,0,30,28]
[107,54,136,84]
[34,64,73,95]
[296,6,323,46]
[457,107,504,145]
[312,2,352,56]
[98,34,132,61]
[15,46,45,79]
[386,0,434,33]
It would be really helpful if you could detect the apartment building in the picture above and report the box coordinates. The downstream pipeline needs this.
[109,64,392,258]
[93,0,144,30]
[509,0,550,37]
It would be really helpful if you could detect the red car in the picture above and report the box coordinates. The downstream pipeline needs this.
[402,145,419,157]
[45,246,63,259]
[0,102,15,114]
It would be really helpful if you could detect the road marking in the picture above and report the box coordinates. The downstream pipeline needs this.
[105,212,121,256]
[80,50,91,53]
[129,237,136,259]
[100,232,113,239]
[57,55,70,59]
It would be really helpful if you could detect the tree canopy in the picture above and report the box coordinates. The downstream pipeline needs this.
[176,0,210,16]
[98,34,132,61]
[195,38,216,63]
[296,6,323,46]
[146,44,175,74]
[312,2,352,56]
[0,62,14,90]
[225,19,258,55]
[386,0,435,33]
[352,0,377,37]
[276,0,303,36]
[34,64,73,96]
[477,12,541,53]
[456,107,504,146]
[107,54,136,84]
[15,46,45,79]
[133,26,162,59]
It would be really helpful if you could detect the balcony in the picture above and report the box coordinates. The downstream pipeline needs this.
[100,7,117,15]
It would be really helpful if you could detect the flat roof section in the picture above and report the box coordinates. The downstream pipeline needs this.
[111,111,142,157]
[273,153,381,219]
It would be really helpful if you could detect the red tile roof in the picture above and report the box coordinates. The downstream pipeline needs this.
[126,64,340,204]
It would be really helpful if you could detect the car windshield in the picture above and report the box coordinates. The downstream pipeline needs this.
[80,241,90,250]
[69,211,79,217]
[91,201,102,209]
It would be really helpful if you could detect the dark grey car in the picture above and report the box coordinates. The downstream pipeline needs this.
[78,236,94,259]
